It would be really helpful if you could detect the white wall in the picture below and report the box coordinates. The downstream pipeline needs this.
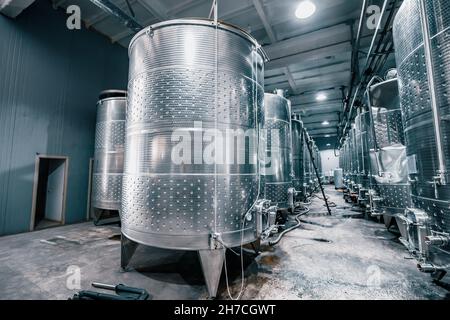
[320,149,340,177]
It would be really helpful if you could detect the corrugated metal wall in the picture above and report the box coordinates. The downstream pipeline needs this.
[0,1,128,235]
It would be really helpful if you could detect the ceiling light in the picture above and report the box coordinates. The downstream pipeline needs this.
[295,1,316,19]
[322,121,330,126]
[325,134,330,138]
[316,93,327,101]
[326,143,331,147]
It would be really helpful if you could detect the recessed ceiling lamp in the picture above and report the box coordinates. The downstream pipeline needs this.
[325,134,330,137]
[295,1,316,19]
[322,120,330,126]
[316,93,327,101]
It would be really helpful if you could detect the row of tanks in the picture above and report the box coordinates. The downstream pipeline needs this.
[340,0,450,279]
[90,19,323,297]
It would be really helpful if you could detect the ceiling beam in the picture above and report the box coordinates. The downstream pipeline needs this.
[294,106,342,117]
[136,0,169,21]
[310,133,339,138]
[291,95,342,106]
[284,67,298,95]
[252,0,276,43]
[110,16,156,43]
[85,0,138,28]
[252,0,297,94]
[266,41,352,71]
[167,0,207,16]
[263,23,351,59]
[307,127,339,135]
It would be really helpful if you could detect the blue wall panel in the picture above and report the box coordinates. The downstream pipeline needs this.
[0,1,128,235]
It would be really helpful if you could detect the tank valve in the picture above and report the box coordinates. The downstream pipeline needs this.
[425,235,450,247]
[417,263,437,273]
[210,232,223,250]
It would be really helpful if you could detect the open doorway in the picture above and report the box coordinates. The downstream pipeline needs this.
[31,155,68,231]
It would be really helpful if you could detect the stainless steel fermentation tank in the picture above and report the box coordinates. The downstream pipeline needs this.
[348,126,359,194]
[365,78,411,227]
[354,110,371,207]
[341,125,360,203]
[261,91,294,211]
[121,19,266,297]
[291,114,305,200]
[340,136,351,200]
[92,90,127,214]
[394,0,450,273]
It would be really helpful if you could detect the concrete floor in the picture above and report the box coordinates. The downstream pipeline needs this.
[0,185,449,300]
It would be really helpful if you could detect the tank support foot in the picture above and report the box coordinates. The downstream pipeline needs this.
[198,249,225,298]
[121,233,139,270]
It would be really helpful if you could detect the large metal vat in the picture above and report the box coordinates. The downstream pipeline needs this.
[394,0,450,272]
[334,168,344,189]
[291,114,305,199]
[354,110,371,206]
[122,19,265,297]
[303,131,313,195]
[261,92,293,210]
[365,79,411,226]
[349,126,358,193]
[92,90,127,212]
[340,138,350,188]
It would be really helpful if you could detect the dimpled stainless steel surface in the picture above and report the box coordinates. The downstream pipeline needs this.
[261,93,293,209]
[348,127,358,191]
[92,91,126,211]
[366,79,411,215]
[394,0,450,235]
[355,112,370,191]
[291,116,304,196]
[303,136,312,191]
[122,19,264,250]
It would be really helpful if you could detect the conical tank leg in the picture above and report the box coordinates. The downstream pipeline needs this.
[121,233,139,270]
[198,249,225,298]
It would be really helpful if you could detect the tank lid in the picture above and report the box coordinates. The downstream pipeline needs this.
[98,90,127,101]
[129,18,268,61]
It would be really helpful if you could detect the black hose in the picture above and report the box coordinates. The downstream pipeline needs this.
[312,194,337,208]
[269,207,310,246]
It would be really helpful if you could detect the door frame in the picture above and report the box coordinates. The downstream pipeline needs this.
[30,155,69,231]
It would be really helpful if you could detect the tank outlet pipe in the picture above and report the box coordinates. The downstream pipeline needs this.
[419,0,447,185]
[417,263,450,274]
[425,235,450,247]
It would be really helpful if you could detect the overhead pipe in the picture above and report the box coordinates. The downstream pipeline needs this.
[89,0,143,33]
[344,0,368,114]
[340,0,399,146]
